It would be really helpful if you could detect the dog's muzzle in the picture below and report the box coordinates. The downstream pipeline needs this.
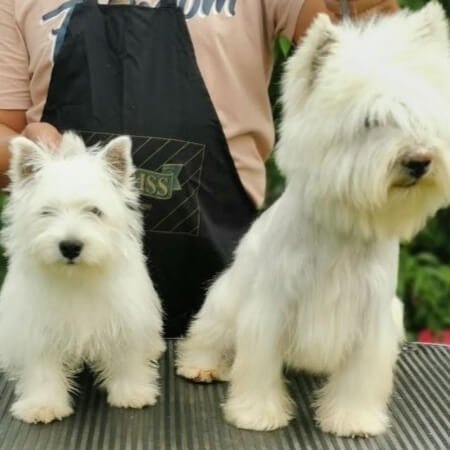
[59,240,83,262]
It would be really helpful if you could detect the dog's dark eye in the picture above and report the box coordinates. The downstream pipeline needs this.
[364,116,381,129]
[87,207,103,217]
[40,208,55,217]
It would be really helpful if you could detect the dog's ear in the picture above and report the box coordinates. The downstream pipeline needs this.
[408,2,449,47]
[287,14,337,85]
[281,13,337,111]
[8,136,48,184]
[100,135,134,184]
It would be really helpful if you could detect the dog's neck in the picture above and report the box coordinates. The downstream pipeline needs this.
[275,185,400,249]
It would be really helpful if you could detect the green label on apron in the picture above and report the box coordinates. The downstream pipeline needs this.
[136,164,182,200]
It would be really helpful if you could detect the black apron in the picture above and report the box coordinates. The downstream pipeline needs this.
[41,0,256,337]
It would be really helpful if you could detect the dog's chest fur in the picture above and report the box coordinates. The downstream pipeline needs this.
[280,234,398,374]
[249,202,400,375]
[0,258,154,368]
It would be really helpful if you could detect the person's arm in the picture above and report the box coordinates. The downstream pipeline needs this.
[0,1,61,188]
[0,1,29,187]
[0,110,26,187]
[325,0,399,20]
[0,111,61,188]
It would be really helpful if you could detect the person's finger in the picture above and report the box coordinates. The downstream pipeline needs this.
[324,0,370,19]
[347,0,397,16]
[362,4,395,16]
[22,123,62,150]
[325,0,398,20]
[324,0,342,17]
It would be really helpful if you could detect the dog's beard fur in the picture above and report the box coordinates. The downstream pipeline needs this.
[176,3,450,437]
[0,133,165,424]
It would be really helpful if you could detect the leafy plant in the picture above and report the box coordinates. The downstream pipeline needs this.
[398,248,450,332]
[399,0,450,15]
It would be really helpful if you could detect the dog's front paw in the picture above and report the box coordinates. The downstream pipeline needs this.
[11,398,73,424]
[175,345,230,383]
[223,395,293,431]
[107,382,159,409]
[176,365,229,383]
[316,408,389,437]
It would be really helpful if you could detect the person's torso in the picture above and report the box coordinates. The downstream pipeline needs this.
[12,0,292,205]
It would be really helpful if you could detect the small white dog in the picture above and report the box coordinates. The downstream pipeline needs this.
[0,132,165,424]
[176,3,450,437]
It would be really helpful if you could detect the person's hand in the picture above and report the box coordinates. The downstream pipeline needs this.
[325,0,399,20]
[21,122,62,150]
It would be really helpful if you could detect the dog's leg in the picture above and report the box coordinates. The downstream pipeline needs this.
[392,296,405,342]
[176,270,238,383]
[223,299,294,431]
[11,359,73,424]
[315,319,400,437]
[149,332,167,362]
[98,349,160,409]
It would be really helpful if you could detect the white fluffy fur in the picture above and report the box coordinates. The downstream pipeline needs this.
[176,3,450,436]
[0,132,165,424]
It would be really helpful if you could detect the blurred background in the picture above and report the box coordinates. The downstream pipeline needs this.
[0,0,448,343]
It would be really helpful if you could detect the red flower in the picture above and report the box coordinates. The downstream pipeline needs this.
[417,328,450,345]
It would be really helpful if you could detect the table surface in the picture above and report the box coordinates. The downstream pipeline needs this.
[0,341,448,450]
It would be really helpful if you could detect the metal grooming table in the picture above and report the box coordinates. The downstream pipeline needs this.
[0,341,448,450]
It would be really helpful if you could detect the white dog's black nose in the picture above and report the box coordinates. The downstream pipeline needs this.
[401,156,431,179]
[59,240,83,260]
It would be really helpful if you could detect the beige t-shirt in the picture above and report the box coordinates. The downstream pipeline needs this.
[0,0,304,206]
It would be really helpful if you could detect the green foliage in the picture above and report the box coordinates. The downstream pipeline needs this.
[399,0,429,10]
[398,246,450,333]
[397,208,450,333]
[399,0,450,16]
[266,0,450,337]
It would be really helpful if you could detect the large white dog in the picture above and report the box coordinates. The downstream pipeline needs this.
[176,3,450,437]
[0,133,165,423]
